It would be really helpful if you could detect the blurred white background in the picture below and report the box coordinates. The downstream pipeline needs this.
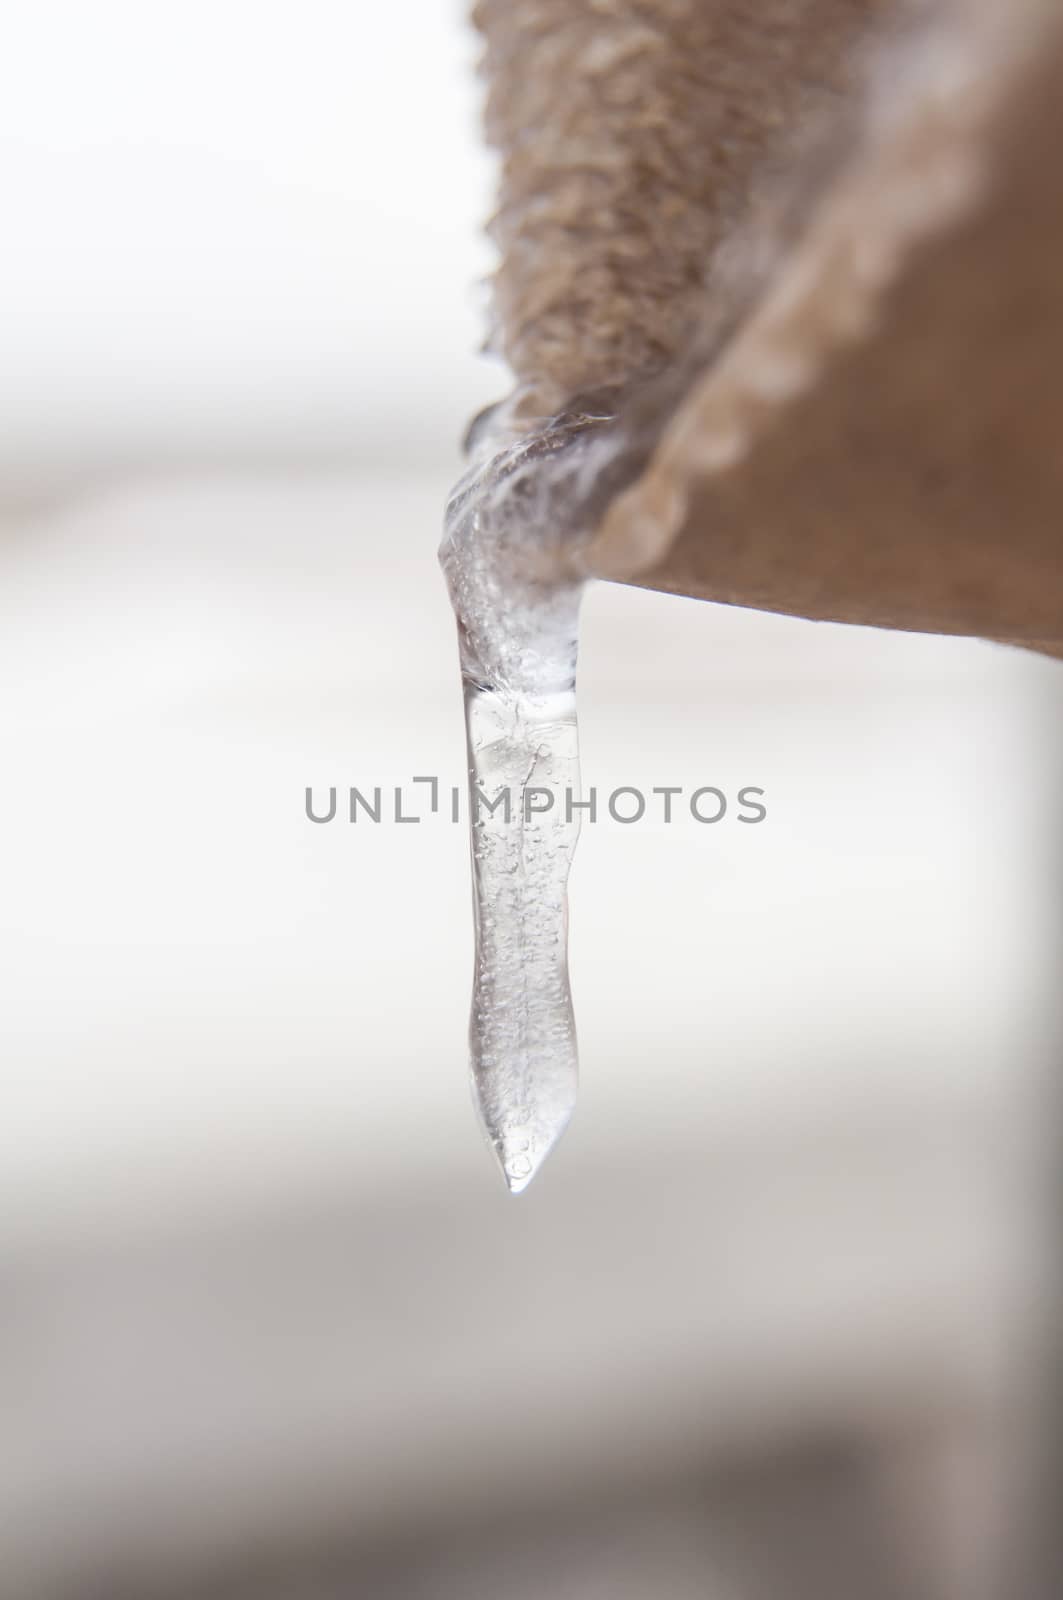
[0,5,1059,1598]
[0,0,495,503]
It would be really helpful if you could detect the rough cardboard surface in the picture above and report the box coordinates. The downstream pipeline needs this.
[474,0,886,415]
[474,0,1063,650]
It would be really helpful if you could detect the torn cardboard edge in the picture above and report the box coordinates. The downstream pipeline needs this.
[478,0,1063,654]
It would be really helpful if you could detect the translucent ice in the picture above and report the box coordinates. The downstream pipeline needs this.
[440,413,612,1193]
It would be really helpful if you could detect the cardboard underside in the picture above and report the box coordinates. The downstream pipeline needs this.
[474,0,1063,653]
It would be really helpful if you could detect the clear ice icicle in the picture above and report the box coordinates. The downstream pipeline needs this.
[440,420,605,1193]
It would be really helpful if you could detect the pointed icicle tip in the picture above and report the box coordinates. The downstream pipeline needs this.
[484,1107,574,1196]
[502,1162,537,1197]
